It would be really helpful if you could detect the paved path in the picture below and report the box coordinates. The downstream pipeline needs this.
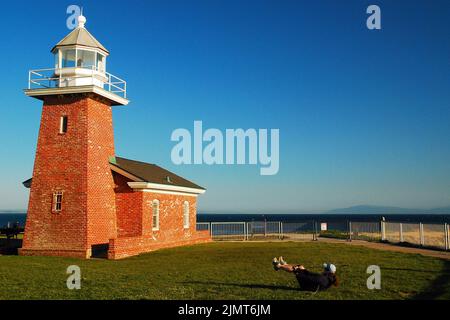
[317,238,450,260]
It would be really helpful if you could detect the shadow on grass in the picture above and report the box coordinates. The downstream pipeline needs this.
[182,280,300,292]
[382,267,450,274]
[0,238,22,255]
[380,240,449,252]
[411,260,450,300]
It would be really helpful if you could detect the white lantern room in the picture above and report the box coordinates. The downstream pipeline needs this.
[26,13,128,106]
[51,15,109,88]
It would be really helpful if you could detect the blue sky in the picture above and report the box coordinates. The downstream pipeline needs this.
[0,0,449,213]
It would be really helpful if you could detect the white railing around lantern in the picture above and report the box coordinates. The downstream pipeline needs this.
[28,67,127,99]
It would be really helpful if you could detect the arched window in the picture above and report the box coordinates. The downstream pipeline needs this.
[152,200,160,231]
[183,201,190,229]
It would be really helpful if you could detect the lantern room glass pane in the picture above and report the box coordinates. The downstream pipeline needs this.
[54,51,59,69]
[76,49,96,69]
[96,54,105,73]
[62,49,76,68]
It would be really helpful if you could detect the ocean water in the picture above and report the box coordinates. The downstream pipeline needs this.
[1,212,449,229]
[197,213,450,223]
[0,213,27,228]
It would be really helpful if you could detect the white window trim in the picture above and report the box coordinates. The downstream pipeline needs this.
[53,191,63,213]
[183,201,190,229]
[127,182,205,196]
[139,189,199,197]
[152,199,160,231]
[59,116,68,134]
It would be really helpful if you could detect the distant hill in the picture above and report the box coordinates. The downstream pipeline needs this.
[323,205,450,215]
[0,209,26,214]
[427,207,450,214]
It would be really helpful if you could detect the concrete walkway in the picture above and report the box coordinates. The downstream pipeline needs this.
[317,238,450,260]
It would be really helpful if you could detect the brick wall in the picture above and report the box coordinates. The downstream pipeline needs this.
[86,97,117,245]
[20,94,117,258]
[113,172,143,237]
[21,92,210,260]
[142,192,199,242]
[108,231,211,260]
[110,175,211,259]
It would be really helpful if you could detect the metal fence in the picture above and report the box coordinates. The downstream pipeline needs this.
[383,221,449,250]
[210,222,247,241]
[349,221,381,241]
[197,220,450,251]
[282,222,317,240]
[247,221,282,240]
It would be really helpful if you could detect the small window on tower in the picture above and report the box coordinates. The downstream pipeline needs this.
[60,116,68,134]
[53,191,63,212]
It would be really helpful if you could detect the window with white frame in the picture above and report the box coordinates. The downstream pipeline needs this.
[53,191,63,212]
[152,200,160,231]
[96,53,106,73]
[183,201,190,229]
[60,116,68,134]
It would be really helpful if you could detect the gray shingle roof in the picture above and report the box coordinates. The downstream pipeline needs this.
[111,157,205,190]
[51,27,109,54]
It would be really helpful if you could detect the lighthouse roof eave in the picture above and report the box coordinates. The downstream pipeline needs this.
[51,27,109,55]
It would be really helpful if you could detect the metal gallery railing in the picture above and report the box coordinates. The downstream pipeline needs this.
[28,67,127,98]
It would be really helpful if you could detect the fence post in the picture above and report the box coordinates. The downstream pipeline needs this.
[312,221,315,241]
[419,223,424,246]
[245,222,249,241]
[348,221,352,242]
[399,223,404,242]
[280,221,283,240]
[209,222,212,237]
[313,221,318,241]
[381,220,386,241]
[316,221,319,241]
[264,220,267,238]
[444,223,449,251]
[447,223,450,251]
[277,221,280,240]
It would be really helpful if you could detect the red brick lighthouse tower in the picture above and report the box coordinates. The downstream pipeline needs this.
[21,14,129,258]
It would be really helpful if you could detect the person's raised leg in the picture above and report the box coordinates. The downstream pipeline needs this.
[278,264,295,272]
[273,257,303,272]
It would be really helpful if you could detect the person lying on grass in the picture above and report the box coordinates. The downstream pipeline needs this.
[272,257,339,292]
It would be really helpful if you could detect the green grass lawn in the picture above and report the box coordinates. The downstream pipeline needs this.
[0,242,449,300]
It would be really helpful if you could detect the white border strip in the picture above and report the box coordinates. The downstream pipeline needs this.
[128,182,205,195]
[139,189,199,197]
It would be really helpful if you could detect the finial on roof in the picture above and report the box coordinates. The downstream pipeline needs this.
[78,9,86,28]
